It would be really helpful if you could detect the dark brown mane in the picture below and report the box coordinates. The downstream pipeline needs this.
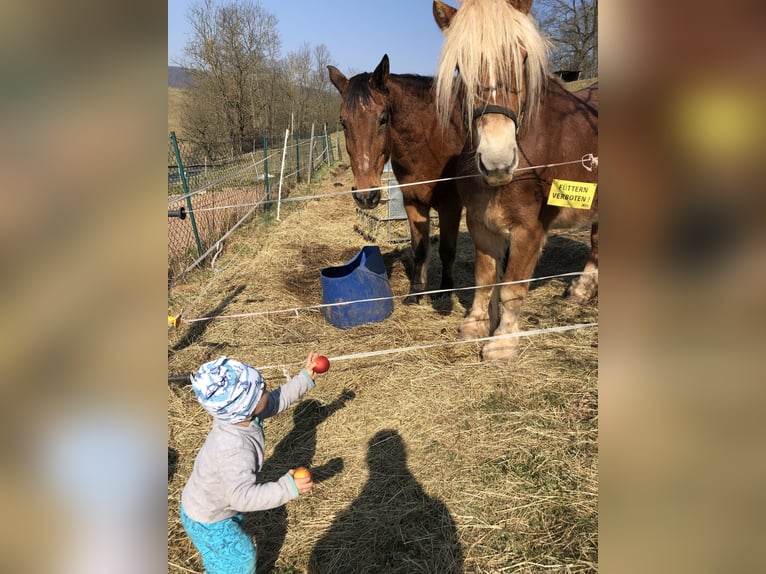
[390,74,434,94]
[343,73,434,113]
[343,73,376,112]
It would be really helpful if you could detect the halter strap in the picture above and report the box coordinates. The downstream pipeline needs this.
[471,105,520,133]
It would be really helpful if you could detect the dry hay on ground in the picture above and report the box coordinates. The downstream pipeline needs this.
[168,163,598,573]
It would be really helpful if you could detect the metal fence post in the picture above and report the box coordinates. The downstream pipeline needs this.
[170,131,203,257]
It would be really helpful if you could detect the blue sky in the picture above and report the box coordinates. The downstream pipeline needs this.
[168,0,449,77]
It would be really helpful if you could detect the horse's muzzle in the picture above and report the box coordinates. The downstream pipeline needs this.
[352,186,382,209]
[476,152,517,187]
[473,113,520,187]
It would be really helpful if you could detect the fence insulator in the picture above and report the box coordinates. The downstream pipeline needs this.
[168,206,187,220]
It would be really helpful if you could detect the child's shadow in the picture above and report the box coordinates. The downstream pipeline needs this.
[243,389,355,574]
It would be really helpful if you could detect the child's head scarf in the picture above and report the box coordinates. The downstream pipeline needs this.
[191,356,265,424]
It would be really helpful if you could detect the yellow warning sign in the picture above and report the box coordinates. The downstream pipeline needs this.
[547,179,597,210]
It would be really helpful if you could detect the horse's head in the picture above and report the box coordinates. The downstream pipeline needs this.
[433,0,549,187]
[328,55,393,209]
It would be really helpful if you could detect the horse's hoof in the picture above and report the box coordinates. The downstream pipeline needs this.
[437,281,454,298]
[432,289,450,300]
[403,293,421,305]
[566,271,598,302]
[457,319,490,340]
[566,275,598,302]
[480,339,519,362]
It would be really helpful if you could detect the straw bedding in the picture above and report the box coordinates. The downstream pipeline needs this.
[168,162,598,573]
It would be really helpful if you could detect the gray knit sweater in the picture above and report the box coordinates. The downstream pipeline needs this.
[181,368,316,523]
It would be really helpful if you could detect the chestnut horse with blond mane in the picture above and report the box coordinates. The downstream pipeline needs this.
[328,55,465,304]
[433,0,598,361]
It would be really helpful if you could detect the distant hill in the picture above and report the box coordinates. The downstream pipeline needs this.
[168,66,194,88]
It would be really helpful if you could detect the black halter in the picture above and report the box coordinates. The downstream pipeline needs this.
[471,104,521,133]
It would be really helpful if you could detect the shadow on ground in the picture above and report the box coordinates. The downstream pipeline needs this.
[308,429,464,574]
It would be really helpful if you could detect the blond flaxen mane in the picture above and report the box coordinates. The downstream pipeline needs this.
[435,0,550,130]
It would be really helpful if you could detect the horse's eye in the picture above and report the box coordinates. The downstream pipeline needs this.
[378,113,388,127]
[340,119,347,130]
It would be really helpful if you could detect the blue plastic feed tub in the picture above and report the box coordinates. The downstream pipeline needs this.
[320,246,394,329]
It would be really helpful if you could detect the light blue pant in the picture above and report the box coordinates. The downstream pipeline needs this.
[180,505,256,574]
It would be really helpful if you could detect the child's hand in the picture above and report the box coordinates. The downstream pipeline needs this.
[289,468,314,494]
[304,352,320,379]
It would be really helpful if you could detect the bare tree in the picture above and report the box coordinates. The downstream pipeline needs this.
[283,43,338,133]
[533,0,598,78]
[183,0,281,153]
[309,44,337,127]
[177,0,339,149]
[310,44,334,94]
[285,43,313,132]
[180,79,229,157]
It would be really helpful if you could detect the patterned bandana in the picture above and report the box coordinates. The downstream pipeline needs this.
[191,357,265,424]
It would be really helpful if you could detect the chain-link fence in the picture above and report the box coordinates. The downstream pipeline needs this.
[168,127,343,287]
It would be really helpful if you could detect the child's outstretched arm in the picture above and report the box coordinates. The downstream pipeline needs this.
[258,352,325,419]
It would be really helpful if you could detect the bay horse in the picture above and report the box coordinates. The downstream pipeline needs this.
[432,0,598,361]
[327,55,465,304]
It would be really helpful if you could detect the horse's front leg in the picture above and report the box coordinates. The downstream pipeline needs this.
[403,202,431,305]
[567,221,598,302]
[482,223,546,362]
[458,242,495,340]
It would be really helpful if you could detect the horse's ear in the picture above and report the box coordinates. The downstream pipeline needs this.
[328,65,349,94]
[370,54,389,90]
[433,0,458,32]
[509,0,533,14]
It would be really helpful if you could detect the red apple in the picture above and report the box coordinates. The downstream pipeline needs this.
[314,355,330,373]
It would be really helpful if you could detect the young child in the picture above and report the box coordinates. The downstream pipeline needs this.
[180,352,323,574]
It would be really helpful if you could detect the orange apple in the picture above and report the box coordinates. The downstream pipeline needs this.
[293,467,311,480]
